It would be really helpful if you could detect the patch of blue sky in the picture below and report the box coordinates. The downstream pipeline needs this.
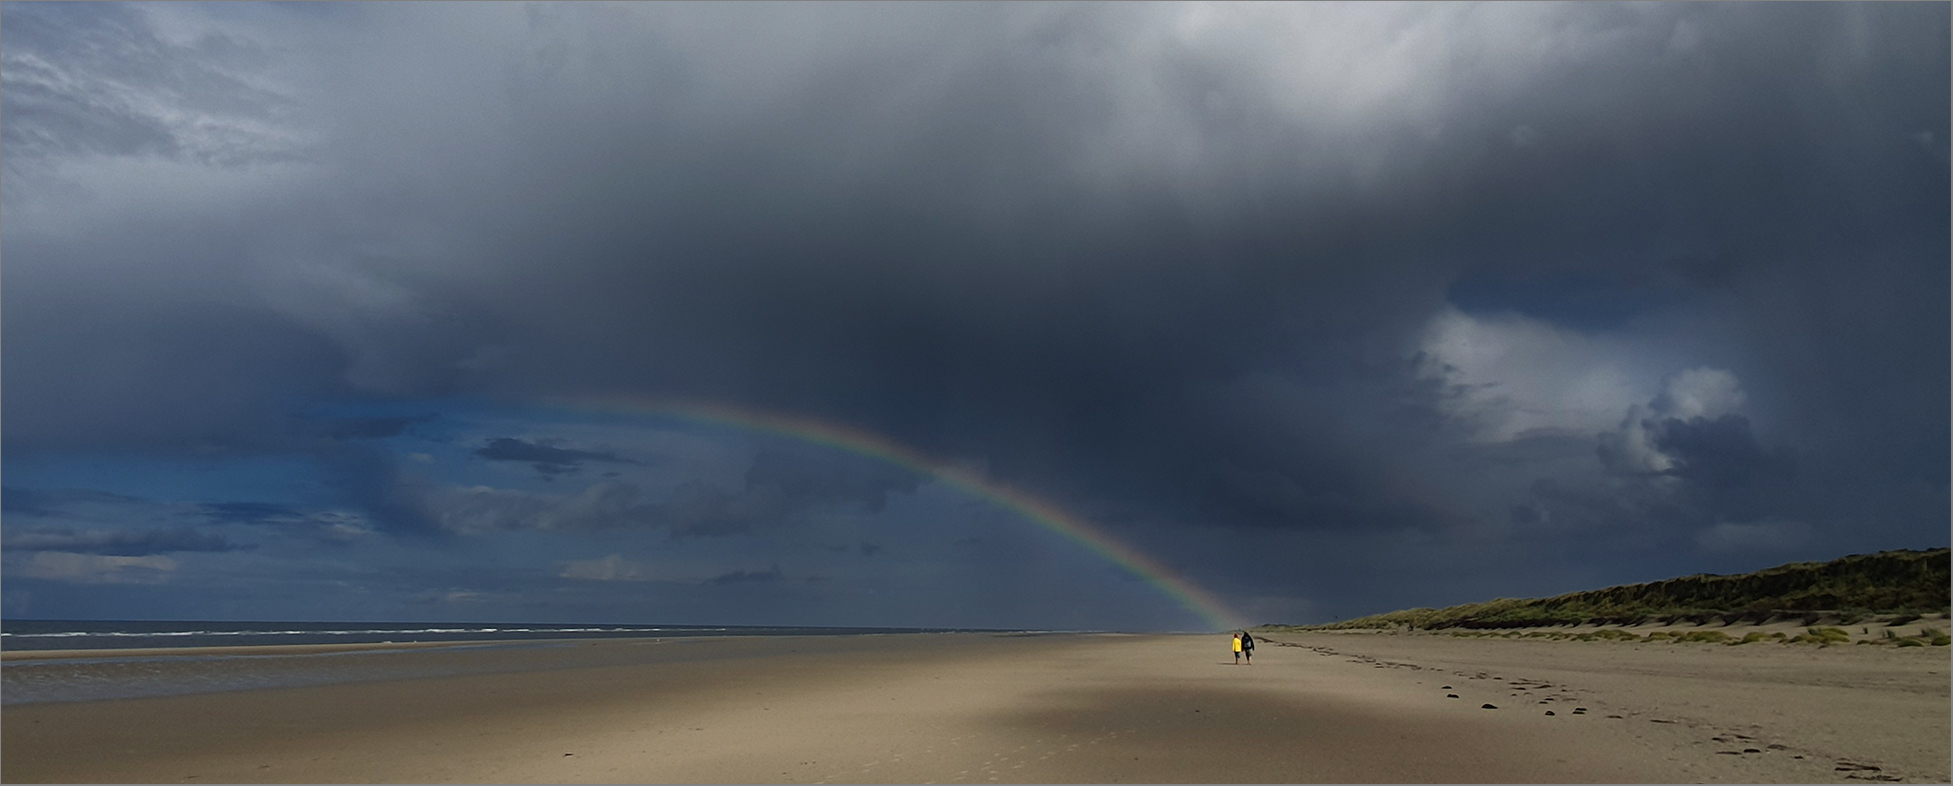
[2,452,321,508]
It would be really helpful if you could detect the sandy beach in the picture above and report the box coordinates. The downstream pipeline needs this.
[4,630,1947,783]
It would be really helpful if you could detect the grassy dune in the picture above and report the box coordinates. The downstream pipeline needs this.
[1273,548,1949,632]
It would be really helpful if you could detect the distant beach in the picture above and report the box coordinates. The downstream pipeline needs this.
[5,629,1945,783]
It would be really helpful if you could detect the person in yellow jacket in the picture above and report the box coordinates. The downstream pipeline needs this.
[1232,631,1244,664]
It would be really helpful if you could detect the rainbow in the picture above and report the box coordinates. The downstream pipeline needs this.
[554,396,1246,631]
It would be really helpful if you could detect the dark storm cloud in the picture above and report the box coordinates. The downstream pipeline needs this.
[196,501,305,523]
[1200,458,1445,532]
[317,444,443,536]
[1524,476,1688,535]
[2,487,142,516]
[707,565,782,585]
[653,479,784,539]
[1,293,356,454]
[322,441,922,538]
[475,437,636,478]
[1446,271,1678,333]
[312,441,668,536]
[427,479,659,535]
[3,3,1947,620]
[194,500,376,544]
[300,414,438,441]
[658,446,923,538]
[408,1,1944,553]
[1646,415,1796,491]
[744,447,921,516]
[2,487,368,548]
[3,526,244,556]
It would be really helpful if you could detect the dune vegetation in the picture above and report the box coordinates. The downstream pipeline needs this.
[1270,548,1949,633]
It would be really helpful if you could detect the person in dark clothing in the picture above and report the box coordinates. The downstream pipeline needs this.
[1240,630,1255,664]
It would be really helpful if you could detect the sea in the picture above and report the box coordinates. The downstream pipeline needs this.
[1,619,1016,705]
[0,618,979,651]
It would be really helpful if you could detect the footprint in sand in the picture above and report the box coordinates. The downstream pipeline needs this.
[1836,762,1901,782]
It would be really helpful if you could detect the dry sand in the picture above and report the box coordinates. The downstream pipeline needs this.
[3,630,1946,783]
[1266,629,1949,784]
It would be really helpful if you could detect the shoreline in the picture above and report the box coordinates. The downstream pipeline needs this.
[1,637,593,662]
[0,626,1106,665]
[5,630,1945,783]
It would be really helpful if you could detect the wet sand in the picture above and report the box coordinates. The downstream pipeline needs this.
[3,631,1945,783]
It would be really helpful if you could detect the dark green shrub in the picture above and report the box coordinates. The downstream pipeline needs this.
[1280,550,1949,633]
[1808,627,1851,643]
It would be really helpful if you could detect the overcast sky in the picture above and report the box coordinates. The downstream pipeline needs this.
[3,1,1947,631]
